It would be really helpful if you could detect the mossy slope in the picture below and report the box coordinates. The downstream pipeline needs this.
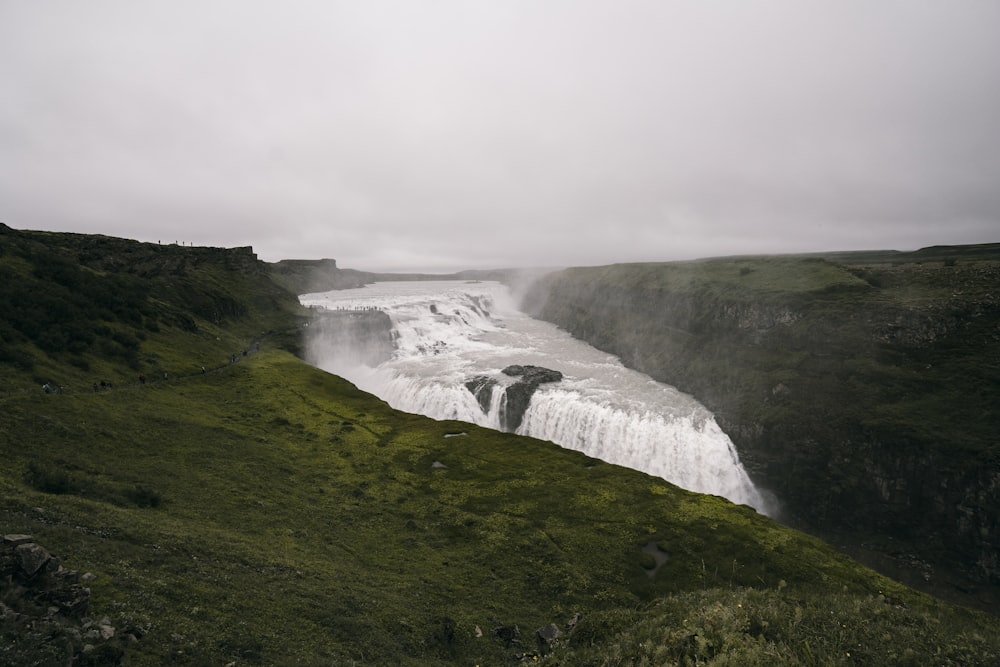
[1,226,999,664]
[0,222,306,391]
[4,350,998,664]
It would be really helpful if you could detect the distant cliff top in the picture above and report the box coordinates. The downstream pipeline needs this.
[268,258,373,294]
[0,223,303,388]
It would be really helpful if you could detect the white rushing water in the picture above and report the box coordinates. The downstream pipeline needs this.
[301,281,771,514]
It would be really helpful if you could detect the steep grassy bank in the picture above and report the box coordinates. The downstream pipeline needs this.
[5,349,1000,665]
[521,249,1000,613]
[3,225,999,664]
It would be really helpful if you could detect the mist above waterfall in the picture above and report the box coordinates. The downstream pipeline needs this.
[301,281,774,515]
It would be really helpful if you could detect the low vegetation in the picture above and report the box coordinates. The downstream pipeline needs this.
[0,224,306,391]
[2,225,999,664]
[5,349,999,664]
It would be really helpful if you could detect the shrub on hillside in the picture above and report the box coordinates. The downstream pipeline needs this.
[126,485,162,508]
[559,587,999,665]
[24,462,75,495]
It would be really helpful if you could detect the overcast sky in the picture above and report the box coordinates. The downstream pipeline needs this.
[2,1,998,271]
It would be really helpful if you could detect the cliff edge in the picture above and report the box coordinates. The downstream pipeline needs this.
[522,248,1000,612]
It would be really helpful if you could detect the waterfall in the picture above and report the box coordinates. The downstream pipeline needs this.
[521,390,763,507]
[301,281,772,515]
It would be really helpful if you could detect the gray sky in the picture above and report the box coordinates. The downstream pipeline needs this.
[2,1,998,272]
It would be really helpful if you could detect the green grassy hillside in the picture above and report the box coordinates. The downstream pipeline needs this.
[2,226,999,664]
[4,350,999,665]
[0,223,306,390]
[522,249,1000,614]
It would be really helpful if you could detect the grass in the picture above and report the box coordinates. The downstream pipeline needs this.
[2,226,1000,664]
[552,587,999,666]
[0,223,307,393]
[4,348,999,664]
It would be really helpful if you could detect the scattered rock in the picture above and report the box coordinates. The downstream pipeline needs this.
[536,623,561,652]
[15,542,51,576]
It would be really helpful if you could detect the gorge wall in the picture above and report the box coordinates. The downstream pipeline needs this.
[520,251,1000,610]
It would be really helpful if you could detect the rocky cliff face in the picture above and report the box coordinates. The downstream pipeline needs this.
[521,254,1000,611]
[269,258,376,294]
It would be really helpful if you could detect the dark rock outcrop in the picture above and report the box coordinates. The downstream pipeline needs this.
[464,365,564,432]
[500,365,564,432]
[502,365,564,384]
